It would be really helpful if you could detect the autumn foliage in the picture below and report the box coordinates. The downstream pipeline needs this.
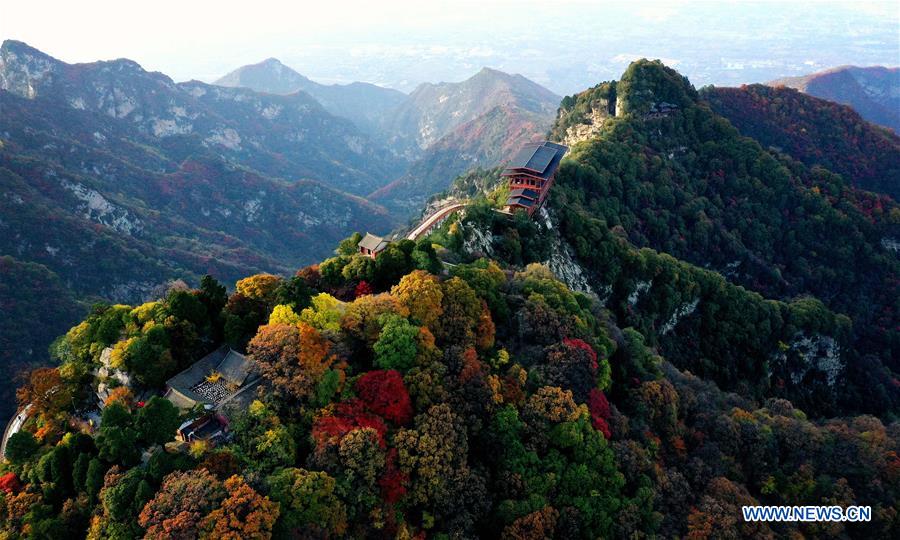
[588,388,611,439]
[138,469,226,540]
[354,370,413,425]
[201,475,279,540]
[312,400,389,450]
[9,175,900,540]
[0,473,22,495]
[247,322,340,402]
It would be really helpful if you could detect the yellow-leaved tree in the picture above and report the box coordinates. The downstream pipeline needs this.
[390,270,443,330]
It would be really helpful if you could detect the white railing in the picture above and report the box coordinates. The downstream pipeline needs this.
[406,202,467,241]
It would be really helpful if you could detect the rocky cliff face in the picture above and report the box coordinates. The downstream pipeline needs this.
[0,40,62,98]
[550,81,617,145]
[558,100,613,146]
[773,333,843,387]
[537,207,598,297]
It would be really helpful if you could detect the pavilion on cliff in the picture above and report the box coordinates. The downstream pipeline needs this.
[501,141,568,216]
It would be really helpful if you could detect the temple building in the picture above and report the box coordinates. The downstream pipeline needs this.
[502,141,568,216]
[358,232,389,258]
[163,346,261,411]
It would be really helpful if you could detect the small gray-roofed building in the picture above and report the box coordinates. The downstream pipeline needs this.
[358,232,389,258]
[176,415,226,443]
[163,346,259,410]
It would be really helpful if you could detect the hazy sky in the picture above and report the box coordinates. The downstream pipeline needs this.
[2,0,898,94]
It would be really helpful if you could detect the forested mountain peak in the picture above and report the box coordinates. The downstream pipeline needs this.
[545,58,899,415]
[551,60,700,146]
[615,59,699,116]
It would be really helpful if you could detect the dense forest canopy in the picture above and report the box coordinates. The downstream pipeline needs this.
[4,239,899,538]
[702,83,900,199]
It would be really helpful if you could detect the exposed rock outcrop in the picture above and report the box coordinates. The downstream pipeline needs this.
[772,333,844,387]
[538,207,597,297]
[561,102,611,146]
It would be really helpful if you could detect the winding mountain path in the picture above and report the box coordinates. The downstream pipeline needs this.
[1,404,32,461]
[406,202,468,241]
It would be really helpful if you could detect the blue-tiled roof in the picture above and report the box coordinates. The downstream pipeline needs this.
[506,196,535,208]
[508,188,540,199]
[502,141,568,179]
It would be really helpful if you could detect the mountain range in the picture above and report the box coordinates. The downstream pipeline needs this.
[0,42,407,196]
[769,65,900,133]
[0,40,564,417]
[216,60,562,215]
[215,57,406,137]
[1,39,898,423]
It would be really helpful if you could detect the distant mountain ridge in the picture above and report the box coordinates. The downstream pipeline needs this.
[703,83,900,198]
[0,40,402,196]
[0,80,397,309]
[769,65,900,132]
[381,67,561,158]
[215,59,563,216]
[214,57,406,136]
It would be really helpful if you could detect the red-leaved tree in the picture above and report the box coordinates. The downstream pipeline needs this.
[563,338,598,372]
[312,400,389,451]
[588,388,611,439]
[354,281,374,298]
[355,370,413,425]
[378,448,408,504]
[0,472,22,494]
